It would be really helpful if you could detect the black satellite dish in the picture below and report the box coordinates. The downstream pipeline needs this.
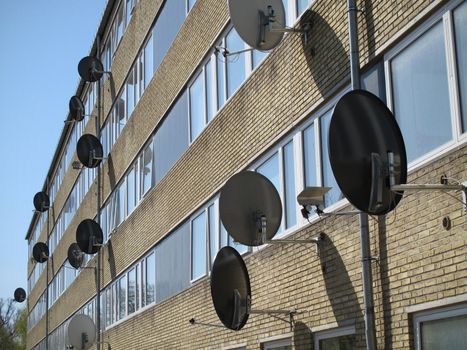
[78,56,104,83]
[14,288,26,303]
[32,242,49,263]
[67,243,84,269]
[69,96,85,122]
[211,246,251,331]
[76,219,103,254]
[33,191,50,212]
[76,134,103,168]
[328,89,407,215]
[219,171,282,246]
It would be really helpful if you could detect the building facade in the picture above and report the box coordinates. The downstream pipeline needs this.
[26,0,467,349]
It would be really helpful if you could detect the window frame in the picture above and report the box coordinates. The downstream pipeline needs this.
[313,325,356,350]
[384,0,467,169]
[262,337,292,350]
[413,303,467,350]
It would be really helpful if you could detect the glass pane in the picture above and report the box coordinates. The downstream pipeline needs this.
[118,275,126,320]
[421,314,467,350]
[391,21,452,162]
[253,50,267,69]
[283,141,297,228]
[205,59,215,122]
[303,124,317,186]
[144,34,154,88]
[217,45,226,108]
[117,182,125,225]
[257,152,282,234]
[454,1,467,133]
[127,167,136,214]
[190,72,206,141]
[208,204,217,268]
[191,212,207,280]
[226,29,246,98]
[188,0,196,12]
[297,0,310,16]
[116,93,126,134]
[320,111,342,206]
[127,67,136,118]
[146,252,155,304]
[142,142,153,195]
[319,334,356,350]
[127,268,136,315]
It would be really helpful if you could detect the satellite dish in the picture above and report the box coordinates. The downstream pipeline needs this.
[211,246,251,331]
[78,56,104,83]
[77,134,103,168]
[33,191,50,212]
[32,242,49,263]
[67,314,96,350]
[228,0,286,51]
[14,288,26,303]
[67,243,84,269]
[328,90,407,215]
[76,219,103,254]
[69,96,85,122]
[219,171,282,246]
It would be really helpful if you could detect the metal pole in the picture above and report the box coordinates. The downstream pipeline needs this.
[95,36,102,350]
[347,1,377,349]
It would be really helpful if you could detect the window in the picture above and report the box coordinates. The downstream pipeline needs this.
[314,325,356,350]
[191,212,207,280]
[144,34,154,88]
[453,1,467,132]
[283,141,297,228]
[226,28,246,98]
[389,21,451,162]
[140,140,154,196]
[320,110,342,206]
[118,275,127,320]
[127,166,136,215]
[303,123,317,187]
[413,304,467,350]
[208,204,217,268]
[262,337,292,350]
[127,267,137,315]
[189,72,206,141]
[145,252,155,305]
[187,0,196,13]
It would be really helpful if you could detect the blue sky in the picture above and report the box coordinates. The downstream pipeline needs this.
[0,0,106,302]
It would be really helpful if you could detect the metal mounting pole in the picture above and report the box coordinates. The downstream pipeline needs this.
[347,1,377,349]
[95,36,102,350]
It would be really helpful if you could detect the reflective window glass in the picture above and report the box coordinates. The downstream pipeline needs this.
[283,141,296,228]
[189,72,206,141]
[390,21,452,161]
[191,212,207,280]
[145,252,155,304]
[127,268,136,315]
[226,29,246,98]
[454,1,467,132]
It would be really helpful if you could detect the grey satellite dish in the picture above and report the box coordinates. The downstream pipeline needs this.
[219,171,282,246]
[32,242,49,264]
[68,243,84,269]
[67,314,96,350]
[78,56,104,83]
[328,90,407,215]
[14,288,26,303]
[77,134,103,168]
[76,219,103,254]
[210,246,295,331]
[33,191,50,212]
[228,0,286,51]
[69,96,85,122]
[211,246,251,330]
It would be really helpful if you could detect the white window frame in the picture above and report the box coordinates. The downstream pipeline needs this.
[262,337,292,349]
[384,0,467,170]
[413,303,467,350]
[314,325,356,350]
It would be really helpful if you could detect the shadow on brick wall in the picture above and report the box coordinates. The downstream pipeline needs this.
[377,215,393,349]
[300,10,348,97]
[319,232,363,325]
[293,321,313,350]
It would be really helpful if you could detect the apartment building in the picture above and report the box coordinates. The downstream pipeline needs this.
[26,0,467,349]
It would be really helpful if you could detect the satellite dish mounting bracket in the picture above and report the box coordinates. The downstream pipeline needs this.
[260,6,312,46]
[254,214,324,254]
[387,152,467,210]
